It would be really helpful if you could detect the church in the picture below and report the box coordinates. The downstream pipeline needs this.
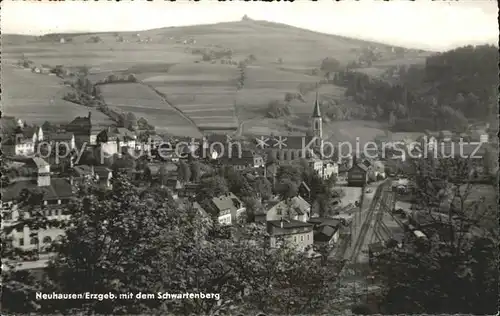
[258,91,325,164]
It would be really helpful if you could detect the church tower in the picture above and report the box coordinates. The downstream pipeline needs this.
[311,90,323,144]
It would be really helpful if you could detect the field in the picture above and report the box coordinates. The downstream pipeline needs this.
[1,65,112,125]
[99,83,202,137]
[2,19,429,136]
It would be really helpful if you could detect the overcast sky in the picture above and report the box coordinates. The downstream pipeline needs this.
[1,0,498,51]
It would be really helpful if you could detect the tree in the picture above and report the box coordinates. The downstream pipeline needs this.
[92,85,103,101]
[158,164,168,186]
[197,175,229,202]
[374,157,498,314]
[266,100,292,118]
[320,57,341,73]
[253,177,272,201]
[388,111,396,126]
[190,161,202,182]
[2,176,351,315]
[237,61,247,90]
[275,178,299,200]
[177,160,191,183]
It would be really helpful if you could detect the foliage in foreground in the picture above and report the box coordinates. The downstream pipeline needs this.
[2,175,348,315]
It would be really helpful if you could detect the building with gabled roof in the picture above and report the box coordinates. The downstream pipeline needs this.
[205,192,246,226]
[267,218,314,252]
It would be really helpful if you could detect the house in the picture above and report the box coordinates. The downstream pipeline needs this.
[206,192,246,225]
[439,130,453,142]
[265,196,311,222]
[298,181,311,202]
[219,149,265,170]
[1,157,74,252]
[256,92,325,164]
[66,112,100,147]
[267,219,314,252]
[71,165,95,185]
[308,217,342,245]
[94,166,113,189]
[323,161,339,179]
[469,129,489,143]
[97,127,137,156]
[347,163,368,187]
[144,162,178,183]
[47,132,76,151]
[337,164,350,180]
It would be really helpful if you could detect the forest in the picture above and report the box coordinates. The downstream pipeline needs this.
[323,44,497,132]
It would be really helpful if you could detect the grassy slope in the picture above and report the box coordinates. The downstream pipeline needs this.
[2,19,429,136]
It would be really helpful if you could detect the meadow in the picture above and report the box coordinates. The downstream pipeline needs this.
[1,65,112,126]
[2,18,428,136]
[99,83,202,137]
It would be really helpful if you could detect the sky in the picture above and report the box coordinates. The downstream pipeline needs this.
[1,0,498,51]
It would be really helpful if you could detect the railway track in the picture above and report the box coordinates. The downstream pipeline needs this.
[349,182,388,263]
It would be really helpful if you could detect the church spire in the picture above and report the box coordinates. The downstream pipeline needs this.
[312,87,321,118]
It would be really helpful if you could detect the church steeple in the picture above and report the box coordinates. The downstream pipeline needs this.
[312,89,321,118]
[310,86,323,144]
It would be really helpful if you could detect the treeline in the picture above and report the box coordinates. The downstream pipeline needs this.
[96,73,138,85]
[326,44,497,131]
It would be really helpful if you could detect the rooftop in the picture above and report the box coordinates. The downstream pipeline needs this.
[1,178,73,202]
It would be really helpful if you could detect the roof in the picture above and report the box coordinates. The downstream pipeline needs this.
[349,163,368,173]
[31,157,49,169]
[338,164,350,173]
[312,95,321,118]
[193,202,209,217]
[146,162,178,176]
[48,132,74,142]
[299,181,311,193]
[440,130,453,137]
[314,225,338,242]
[94,166,112,178]
[210,193,244,217]
[308,217,342,228]
[267,196,311,219]
[1,178,73,202]
[73,165,93,177]
[268,219,313,229]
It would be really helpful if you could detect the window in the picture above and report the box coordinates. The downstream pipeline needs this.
[3,212,12,221]
[307,235,310,240]
[19,238,24,246]
[300,236,304,242]
[294,236,297,243]
[43,236,52,244]
[30,237,39,245]
[315,121,319,130]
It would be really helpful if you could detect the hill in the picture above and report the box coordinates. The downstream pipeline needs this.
[2,18,431,136]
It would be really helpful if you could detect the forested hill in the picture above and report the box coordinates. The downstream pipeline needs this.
[329,44,498,132]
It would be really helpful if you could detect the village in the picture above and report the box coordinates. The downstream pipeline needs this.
[2,90,496,286]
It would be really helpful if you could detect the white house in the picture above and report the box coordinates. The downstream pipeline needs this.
[323,161,339,179]
[208,192,246,226]
[265,196,311,223]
